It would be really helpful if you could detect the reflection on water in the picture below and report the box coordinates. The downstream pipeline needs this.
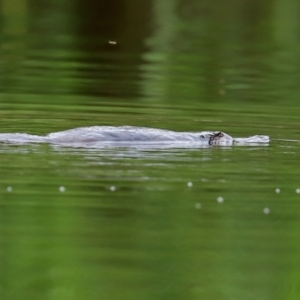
[1,0,300,299]
[1,140,300,299]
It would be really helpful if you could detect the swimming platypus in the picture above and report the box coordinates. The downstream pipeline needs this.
[0,126,270,147]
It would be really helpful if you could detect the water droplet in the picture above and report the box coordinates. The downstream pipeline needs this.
[263,207,270,214]
[187,182,193,187]
[195,203,201,209]
[296,188,300,194]
[110,186,116,192]
[217,196,224,203]
[7,186,12,192]
[59,186,66,193]
[275,188,280,193]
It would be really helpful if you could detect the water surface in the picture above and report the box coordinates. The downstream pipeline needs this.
[1,0,300,299]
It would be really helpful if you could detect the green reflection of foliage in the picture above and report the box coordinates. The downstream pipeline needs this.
[143,0,300,110]
[1,1,300,299]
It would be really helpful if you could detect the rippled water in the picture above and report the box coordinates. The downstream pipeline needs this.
[1,0,300,299]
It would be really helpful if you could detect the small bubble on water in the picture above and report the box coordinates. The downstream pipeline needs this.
[296,188,300,194]
[7,186,13,192]
[110,186,116,192]
[195,203,201,209]
[217,196,224,203]
[187,182,193,187]
[263,207,270,214]
[59,186,66,193]
[275,188,280,193]
[219,89,225,96]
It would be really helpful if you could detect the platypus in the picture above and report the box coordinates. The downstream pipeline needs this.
[0,126,270,147]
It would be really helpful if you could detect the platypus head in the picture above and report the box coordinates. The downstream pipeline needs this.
[209,132,233,144]
[199,132,233,145]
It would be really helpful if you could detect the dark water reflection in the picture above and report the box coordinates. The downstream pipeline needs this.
[1,0,300,299]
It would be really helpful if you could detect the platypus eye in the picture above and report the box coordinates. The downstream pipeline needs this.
[214,132,224,138]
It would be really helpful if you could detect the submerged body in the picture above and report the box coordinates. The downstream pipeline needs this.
[0,126,270,147]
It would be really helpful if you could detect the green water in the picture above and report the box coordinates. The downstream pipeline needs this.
[1,0,300,299]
